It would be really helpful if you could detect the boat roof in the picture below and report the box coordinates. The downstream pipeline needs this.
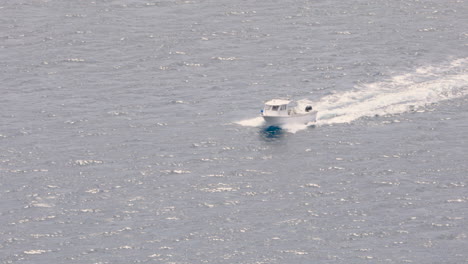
[264,99,291,105]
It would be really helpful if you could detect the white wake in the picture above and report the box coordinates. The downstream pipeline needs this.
[236,58,468,132]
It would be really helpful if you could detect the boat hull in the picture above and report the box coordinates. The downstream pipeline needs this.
[262,111,317,126]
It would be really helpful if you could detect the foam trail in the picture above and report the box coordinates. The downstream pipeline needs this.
[315,58,468,126]
[235,58,468,132]
[281,123,309,134]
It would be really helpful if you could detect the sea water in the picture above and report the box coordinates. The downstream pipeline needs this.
[1,0,467,263]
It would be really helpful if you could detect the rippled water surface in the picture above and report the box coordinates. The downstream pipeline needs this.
[1,0,467,263]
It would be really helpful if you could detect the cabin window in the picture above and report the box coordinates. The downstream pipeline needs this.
[264,105,272,110]
[280,105,287,110]
[271,105,279,111]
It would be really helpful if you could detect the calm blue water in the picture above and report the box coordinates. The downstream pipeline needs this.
[1,0,467,263]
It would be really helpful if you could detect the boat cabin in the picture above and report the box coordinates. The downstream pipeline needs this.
[262,99,292,116]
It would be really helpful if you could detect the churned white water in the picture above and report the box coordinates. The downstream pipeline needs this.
[238,58,468,133]
[315,58,468,125]
[1,0,467,263]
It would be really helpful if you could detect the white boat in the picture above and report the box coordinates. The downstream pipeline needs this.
[261,99,317,126]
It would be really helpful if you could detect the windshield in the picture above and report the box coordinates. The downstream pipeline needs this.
[265,104,287,111]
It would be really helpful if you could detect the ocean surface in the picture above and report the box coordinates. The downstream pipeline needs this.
[1,0,467,263]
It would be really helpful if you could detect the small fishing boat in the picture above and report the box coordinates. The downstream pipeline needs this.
[261,99,317,126]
